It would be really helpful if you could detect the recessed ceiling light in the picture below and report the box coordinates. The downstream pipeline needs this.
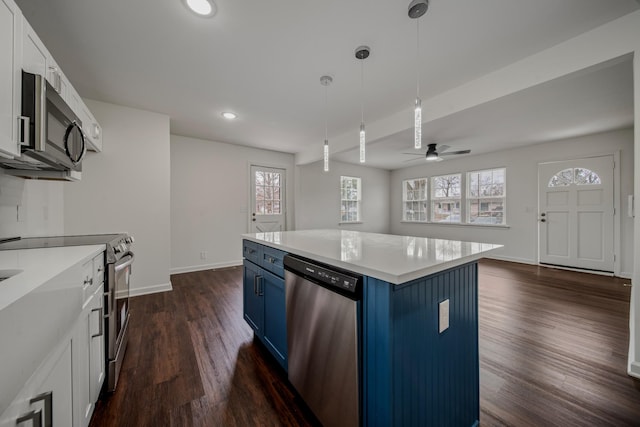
[221,112,237,120]
[183,0,216,17]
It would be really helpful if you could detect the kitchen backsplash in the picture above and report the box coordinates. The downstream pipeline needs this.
[0,170,64,238]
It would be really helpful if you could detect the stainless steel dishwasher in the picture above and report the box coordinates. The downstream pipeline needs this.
[284,255,362,427]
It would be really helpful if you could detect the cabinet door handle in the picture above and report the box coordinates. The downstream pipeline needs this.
[30,391,52,427]
[84,277,93,286]
[17,116,30,146]
[254,275,262,295]
[92,307,104,338]
[103,291,111,318]
[258,276,264,296]
[16,409,42,427]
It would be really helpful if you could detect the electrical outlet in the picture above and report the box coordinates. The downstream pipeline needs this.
[200,251,207,260]
[439,299,450,333]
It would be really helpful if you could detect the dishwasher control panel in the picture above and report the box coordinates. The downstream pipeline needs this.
[284,255,361,295]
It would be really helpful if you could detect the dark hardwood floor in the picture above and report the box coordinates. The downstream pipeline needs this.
[90,260,640,427]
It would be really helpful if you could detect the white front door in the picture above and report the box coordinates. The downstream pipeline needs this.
[250,165,286,233]
[538,156,614,272]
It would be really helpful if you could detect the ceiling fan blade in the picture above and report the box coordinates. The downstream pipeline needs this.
[437,144,451,153]
[402,152,425,156]
[440,150,471,156]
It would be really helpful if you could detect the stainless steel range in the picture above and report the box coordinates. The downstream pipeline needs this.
[0,233,135,393]
[103,234,134,392]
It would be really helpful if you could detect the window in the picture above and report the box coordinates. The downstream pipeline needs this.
[255,170,282,214]
[402,178,428,222]
[340,176,361,222]
[431,174,461,223]
[467,168,505,225]
[548,167,601,187]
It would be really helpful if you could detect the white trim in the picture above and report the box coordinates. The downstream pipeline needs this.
[619,271,633,279]
[339,221,363,225]
[486,255,536,265]
[539,263,614,277]
[613,150,622,278]
[400,221,510,229]
[629,362,640,379]
[170,261,242,275]
[129,282,173,297]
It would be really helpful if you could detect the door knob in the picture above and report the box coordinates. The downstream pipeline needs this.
[540,219,546,222]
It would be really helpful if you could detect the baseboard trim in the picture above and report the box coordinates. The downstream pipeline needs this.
[130,282,173,297]
[486,255,536,265]
[629,362,640,379]
[170,260,243,275]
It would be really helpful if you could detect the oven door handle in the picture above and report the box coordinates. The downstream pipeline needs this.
[115,252,135,272]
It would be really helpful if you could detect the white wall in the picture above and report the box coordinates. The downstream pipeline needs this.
[391,128,634,276]
[630,49,640,378]
[295,160,390,233]
[64,100,172,296]
[0,170,64,238]
[170,134,295,274]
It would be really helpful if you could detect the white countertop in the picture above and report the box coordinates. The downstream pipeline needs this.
[0,245,105,311]
[242,229,502,284]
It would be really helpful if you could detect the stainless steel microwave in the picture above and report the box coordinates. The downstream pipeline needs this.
[0,71,86,177]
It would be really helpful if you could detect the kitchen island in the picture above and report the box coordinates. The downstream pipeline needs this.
[242,229,501,427]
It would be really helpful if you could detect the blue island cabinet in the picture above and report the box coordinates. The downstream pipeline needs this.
[242,240,288,370]
[362,262,479,427]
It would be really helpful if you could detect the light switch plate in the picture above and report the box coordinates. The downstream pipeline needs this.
[439,299,450,333]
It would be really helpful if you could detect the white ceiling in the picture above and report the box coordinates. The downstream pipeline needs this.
[16,0,638,169]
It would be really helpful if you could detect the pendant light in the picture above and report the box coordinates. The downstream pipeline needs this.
[355,46,370,163]
[408,0,429,150]
[320,75,333,172]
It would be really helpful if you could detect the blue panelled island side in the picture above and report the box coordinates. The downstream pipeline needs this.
[242,229,501,427]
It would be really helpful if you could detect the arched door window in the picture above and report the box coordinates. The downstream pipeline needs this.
[548,168,601,187]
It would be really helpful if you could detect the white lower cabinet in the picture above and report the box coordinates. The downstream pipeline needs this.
[0,251,106,427]
[74,284,105,427]
[74,254,105,427]
[0,339,73,427]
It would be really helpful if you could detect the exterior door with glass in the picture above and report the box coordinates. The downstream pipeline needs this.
[538,156,614,272]
[250,165,286,233]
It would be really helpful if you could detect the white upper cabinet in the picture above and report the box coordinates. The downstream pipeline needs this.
[80,102,102,152]
[0,0,22,158]
[21,19,47,77]
[3,6,104,160]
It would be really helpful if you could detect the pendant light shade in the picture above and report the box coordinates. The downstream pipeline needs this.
[320,75,333,172]
[355,46,370,163]
[409,0,429,150]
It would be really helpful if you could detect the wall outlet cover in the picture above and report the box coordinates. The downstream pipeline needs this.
[439,299,450,333]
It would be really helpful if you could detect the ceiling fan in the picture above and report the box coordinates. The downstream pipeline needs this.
[403,143,471,162]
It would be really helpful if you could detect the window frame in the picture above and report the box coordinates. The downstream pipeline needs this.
[402,177,429,222]
[340,176,362,223]
[466,168,506,225]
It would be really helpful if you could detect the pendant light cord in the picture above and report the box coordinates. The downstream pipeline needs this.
[416,19,420,98]
[360,59,365,124]
[324,82,328,140]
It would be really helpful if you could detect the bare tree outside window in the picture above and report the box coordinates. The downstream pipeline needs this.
[431,174,461,223]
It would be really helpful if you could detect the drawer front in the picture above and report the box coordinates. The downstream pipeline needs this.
[260,246,286,278]
[82,253,104,306]
[243,240,260,265]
